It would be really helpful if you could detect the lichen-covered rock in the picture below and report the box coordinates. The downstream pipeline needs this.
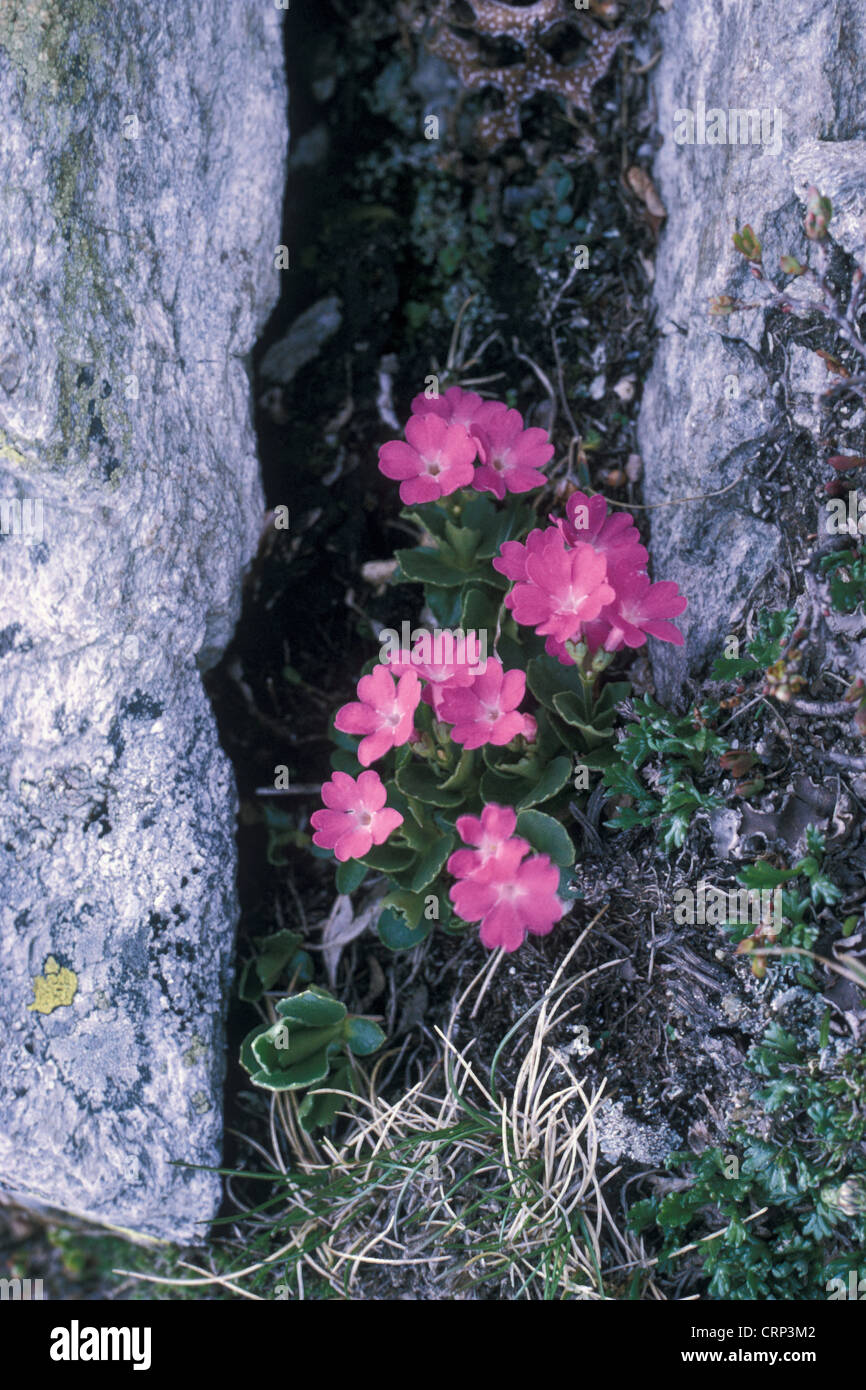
[638,0,866,702]
[0,1,287,1242]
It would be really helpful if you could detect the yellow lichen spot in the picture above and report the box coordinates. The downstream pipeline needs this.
[27,955,78,1014]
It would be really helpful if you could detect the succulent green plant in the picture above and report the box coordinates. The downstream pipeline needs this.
[240,985,385,1130]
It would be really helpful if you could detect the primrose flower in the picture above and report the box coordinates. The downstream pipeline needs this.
[507,531,615,644]
[437,658,535,749]
[449,840,565,952]
[492,527,549,583]
[311,770,403,862]
[334,664,421,766]
[410,384,490,431]
[555,491,648,568]
[378,413,477,504]
[387,632,486,718]
[592,566,687,651]
[471,404,554,499]
[446,804,530,882]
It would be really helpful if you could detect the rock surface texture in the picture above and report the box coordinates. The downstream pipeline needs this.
[639,0,866,702]
[0,1,287,1241]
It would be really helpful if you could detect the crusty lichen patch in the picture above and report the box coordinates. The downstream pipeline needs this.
[182,1034,207,1067]
[27,955,78,1014]
[0,0,107,103]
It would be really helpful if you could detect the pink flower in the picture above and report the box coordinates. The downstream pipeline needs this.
[594,567,687,651]
[447,804,530,881]
[384,633,486,718]
[410,385,489,431]
[386,632,484,687]
[450,847,565,952]
[334,665,422,766]
[508,531,615,644]
[311,770,403,862]
[543,634,576,665]
[437,658,535,749]
[554,491,648,568]
[492,527,549,583]
[378,414,477,504]
[471,404,554,499]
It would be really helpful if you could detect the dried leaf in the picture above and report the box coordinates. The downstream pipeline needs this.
[626,165,666,219]
[320,893,383,988]
[426,0,630,151]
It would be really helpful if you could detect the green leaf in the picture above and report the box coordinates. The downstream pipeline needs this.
[438,747,477,792]
[552,690,616,743]
[395,547,467,588]
[336,859,368,895]
[329,748,363,776]
[480,767,525,807]
[424,585,462,628]
[297,1061,355,1131]
[393,832,454,893]
[377,904,433,951]
[712,655,759,680]
[515,809,575,866]
[344,1017,386,1056]
[396,761,465,807]
[252,1047,334,1091]
[516,756,572,809]
[627,1199,657,1234]
[253,1019,343,1072]
[657,1192,696,1230]
[238,929,305,1001]
[444,518,482,567]
[468,496,535,560]
[382,888,425,931]
[276,985,346,1028]
[750,608,796,667]
[527,654,594,713]
[461,585,500,636]
[239,1023,264,1077]
[358,842,417,873]
[401,504,450,542]
[738,861,797,891]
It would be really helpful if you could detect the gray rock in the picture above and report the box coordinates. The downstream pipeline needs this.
[259,295,343,387]
[638,0,866,702]
[0,1,287,1241]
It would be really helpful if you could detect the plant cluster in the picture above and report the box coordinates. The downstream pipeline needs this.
[600,696,725,852]
[819,545,866,616]
[726,826,843,981]
[240,984,385,1129]
[307,384,686,957]
[629,1024,866,1299]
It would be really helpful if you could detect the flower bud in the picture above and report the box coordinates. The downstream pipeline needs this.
[719,748,756,777]
[734,775,765,797]
[732,225,762,262]
[804,186,832,240]
[830,455,866,472]
[709,294,736,316]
